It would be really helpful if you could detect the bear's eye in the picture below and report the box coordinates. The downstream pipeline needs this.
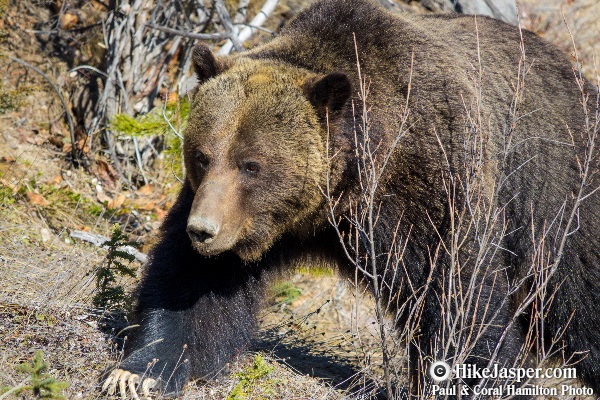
[242,161,260,175]
[195,151,209,170]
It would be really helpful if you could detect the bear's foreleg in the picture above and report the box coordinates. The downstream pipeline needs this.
[103,184,264,398]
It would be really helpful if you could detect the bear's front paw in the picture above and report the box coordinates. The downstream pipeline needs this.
[102,369,157,400]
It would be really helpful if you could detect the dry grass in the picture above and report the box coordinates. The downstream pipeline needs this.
[0,207,393,399]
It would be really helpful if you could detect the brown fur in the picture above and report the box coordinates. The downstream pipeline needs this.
[114,0,599,396]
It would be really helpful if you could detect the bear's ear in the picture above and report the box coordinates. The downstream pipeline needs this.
[305,73,352,117]
[192,44,229,84]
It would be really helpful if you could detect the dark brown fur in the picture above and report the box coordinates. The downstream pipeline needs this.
[114,0,599,396]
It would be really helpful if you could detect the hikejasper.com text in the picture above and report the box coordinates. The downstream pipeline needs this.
[453,363,577,382]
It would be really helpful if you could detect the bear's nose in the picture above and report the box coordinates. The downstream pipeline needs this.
[187,217,219,244]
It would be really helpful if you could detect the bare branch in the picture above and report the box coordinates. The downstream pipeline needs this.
[70,230,147,264]
[214,0,244,52]
[218,0,279,55]
[144,23,230,40]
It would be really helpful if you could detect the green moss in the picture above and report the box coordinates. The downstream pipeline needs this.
[110,99,189,138]
[110,114,166,137]
[0,83,33,114]
[65,191,81,202]
[34,313,56,327]
[227,354,275,400]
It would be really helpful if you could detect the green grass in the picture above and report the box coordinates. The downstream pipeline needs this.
[271,282,302,305]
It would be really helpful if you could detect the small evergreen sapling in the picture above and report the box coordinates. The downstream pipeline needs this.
[0,350,68,399]
[93,224,139,312]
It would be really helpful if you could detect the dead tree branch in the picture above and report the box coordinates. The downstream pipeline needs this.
[70,230,147,264]
[218,0,279,55]
[8,55,78,163]
[145,23,229,40]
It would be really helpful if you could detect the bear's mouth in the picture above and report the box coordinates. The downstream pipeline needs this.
[189,234,234,256]
[188,232,270,262]
[187,223,249,257]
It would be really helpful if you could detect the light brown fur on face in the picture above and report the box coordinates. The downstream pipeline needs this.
[184,59,329,261]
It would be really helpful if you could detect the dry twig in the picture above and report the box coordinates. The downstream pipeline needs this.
[8,56,78,163]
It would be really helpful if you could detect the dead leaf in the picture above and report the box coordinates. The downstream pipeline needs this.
[32,126,48,136]
[108,195,126,209]
[48,136,64,148]
[0,156,15,163]
[50,175,63,185]
[27,192,49,206]
[60,12,79,29]
[166,91,179,106]
[139,201,156,211]
[76,138,90,153]
[95,158,117,190]
[65,138,91,154]
[156,208,167,220]
[136,184,153,196]
[26,136,45,146]
[50,121,66,137]
[91,1,108,11]
[97,192,111,203]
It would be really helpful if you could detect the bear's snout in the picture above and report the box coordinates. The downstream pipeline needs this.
[187,216,220,245]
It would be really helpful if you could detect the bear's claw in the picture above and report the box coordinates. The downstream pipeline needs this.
[102,369,157,399]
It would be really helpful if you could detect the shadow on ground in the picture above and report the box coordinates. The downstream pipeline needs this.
[256,328,389,399]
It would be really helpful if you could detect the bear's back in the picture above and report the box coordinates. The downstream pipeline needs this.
[245,0,598,253]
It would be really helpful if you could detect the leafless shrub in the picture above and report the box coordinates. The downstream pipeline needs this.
[323,15,599,400]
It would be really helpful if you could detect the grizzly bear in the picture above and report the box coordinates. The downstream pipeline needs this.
[103,0,599,397]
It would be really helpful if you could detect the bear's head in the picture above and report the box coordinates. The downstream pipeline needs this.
[183,44,352,261]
